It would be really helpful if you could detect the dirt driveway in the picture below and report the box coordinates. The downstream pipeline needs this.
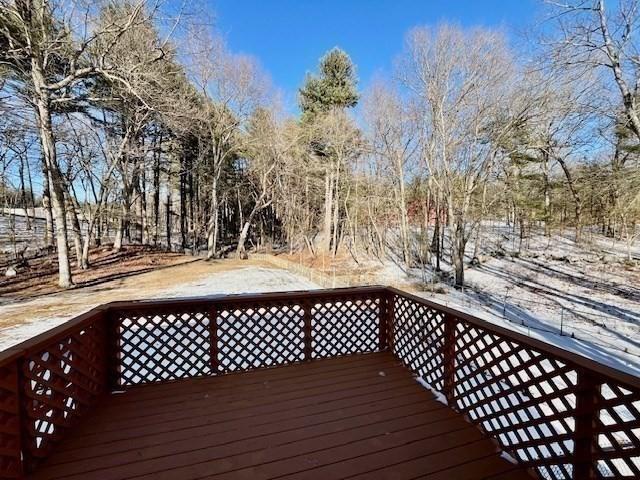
[0,257,319,349]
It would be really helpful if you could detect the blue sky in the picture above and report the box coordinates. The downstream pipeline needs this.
[210,0,541,108]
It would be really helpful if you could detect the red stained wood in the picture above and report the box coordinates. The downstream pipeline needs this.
[28,353,530,480]
[3,285,639,479]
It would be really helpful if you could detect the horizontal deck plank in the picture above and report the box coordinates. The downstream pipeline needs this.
[29,352,531,480]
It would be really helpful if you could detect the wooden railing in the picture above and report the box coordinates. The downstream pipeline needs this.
[0,286,638,479]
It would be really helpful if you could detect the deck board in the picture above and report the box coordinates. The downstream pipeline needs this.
[29,352,532,480]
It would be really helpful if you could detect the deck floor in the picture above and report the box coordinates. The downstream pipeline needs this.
[30,352,530,480]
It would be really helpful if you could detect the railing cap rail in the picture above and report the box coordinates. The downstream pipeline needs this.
[103,285,388,310]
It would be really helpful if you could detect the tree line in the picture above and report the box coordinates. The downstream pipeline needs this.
[1,0,639,288]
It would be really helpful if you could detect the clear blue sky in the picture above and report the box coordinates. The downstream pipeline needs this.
[210,0,541,108]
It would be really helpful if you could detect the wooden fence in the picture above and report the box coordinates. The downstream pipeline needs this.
[0,286,638,479]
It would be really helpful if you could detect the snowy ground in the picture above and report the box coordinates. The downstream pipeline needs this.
[0,264,319,350]
[2,226,640,378]
[157,267,318,298]
[363,222,640,376]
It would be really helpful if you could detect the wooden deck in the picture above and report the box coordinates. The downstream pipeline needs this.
[29,352,530,480]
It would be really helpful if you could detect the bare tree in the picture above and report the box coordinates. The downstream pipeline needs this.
[0,0,166,286]
[547,0,640,141]
[364,80,419,268]
[235,106,295,258]
[400,24,530,286]
[186,28,268,259]
[306,109,364,256]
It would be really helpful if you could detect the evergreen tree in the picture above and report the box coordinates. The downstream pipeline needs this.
[298,48,359,120]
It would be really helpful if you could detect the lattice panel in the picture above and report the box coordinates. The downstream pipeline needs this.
[216,301,305,372]
[312,296,379,358]
[595,382,640,478]
[0,362,21,478]
[453,320,579,480]
[390,294,445,390]
[21,318,107,471]
[114,307,211,386]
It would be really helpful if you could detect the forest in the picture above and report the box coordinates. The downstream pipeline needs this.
[0,0,639,289]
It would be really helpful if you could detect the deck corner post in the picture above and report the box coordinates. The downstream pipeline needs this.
[443,313,457,406]
[105,308,120,391]
[573,369,600,479]
[10,357,25,479]
[379,291,392,353]
[303,300,313,361]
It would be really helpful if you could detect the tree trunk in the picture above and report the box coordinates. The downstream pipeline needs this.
[207,175,219,259]
[140,161,148,245]
[18,156,31,229]
[431,195,441,272]
[236,195,268,260]
[153,131,162,246]
[66,194,83,267]
[41,160,54,248]
[180,156,187,250]
[25,152,36,226]
[396,155,410,269]
[33,83,73,287]
[322,167,334,253]
[556,156,582,242]
[113,200,130,252]
[331,162,341,256]
[452,217,467,288]
[165,194,172,250]
[542,149,551,236]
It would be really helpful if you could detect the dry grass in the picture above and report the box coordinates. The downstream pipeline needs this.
[0,255,277,330]
[0,245,194,301]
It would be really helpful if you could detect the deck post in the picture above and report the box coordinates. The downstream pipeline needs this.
[303,301,313,361]
[2,359,24,479]
[573,369,600,479]
[443,313,457,406]
[378,291,390,352]
[209,304,219,374]
[104,309,119,391]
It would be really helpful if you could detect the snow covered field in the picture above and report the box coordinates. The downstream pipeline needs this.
[365,222,640,375]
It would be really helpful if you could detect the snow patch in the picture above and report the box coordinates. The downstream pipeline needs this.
[500,450,519,465]
[415,375,448,405]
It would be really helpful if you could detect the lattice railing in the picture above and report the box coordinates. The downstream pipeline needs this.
[20,314,108,473]
[111,304,212,385]
[110,288,387,387]
[0,309,109,478]
[596,381,640,478]
[388,288,640,480]
[1,286,639,479]
[390,293,446,390]
[311,293,380,359]
[452,320,579,479]
[215,298,306,372]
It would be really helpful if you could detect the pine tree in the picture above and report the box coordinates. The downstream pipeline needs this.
[299,48,359,120]
[297,48,361,254]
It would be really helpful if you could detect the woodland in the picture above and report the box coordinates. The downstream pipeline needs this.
[0,0,639,289]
